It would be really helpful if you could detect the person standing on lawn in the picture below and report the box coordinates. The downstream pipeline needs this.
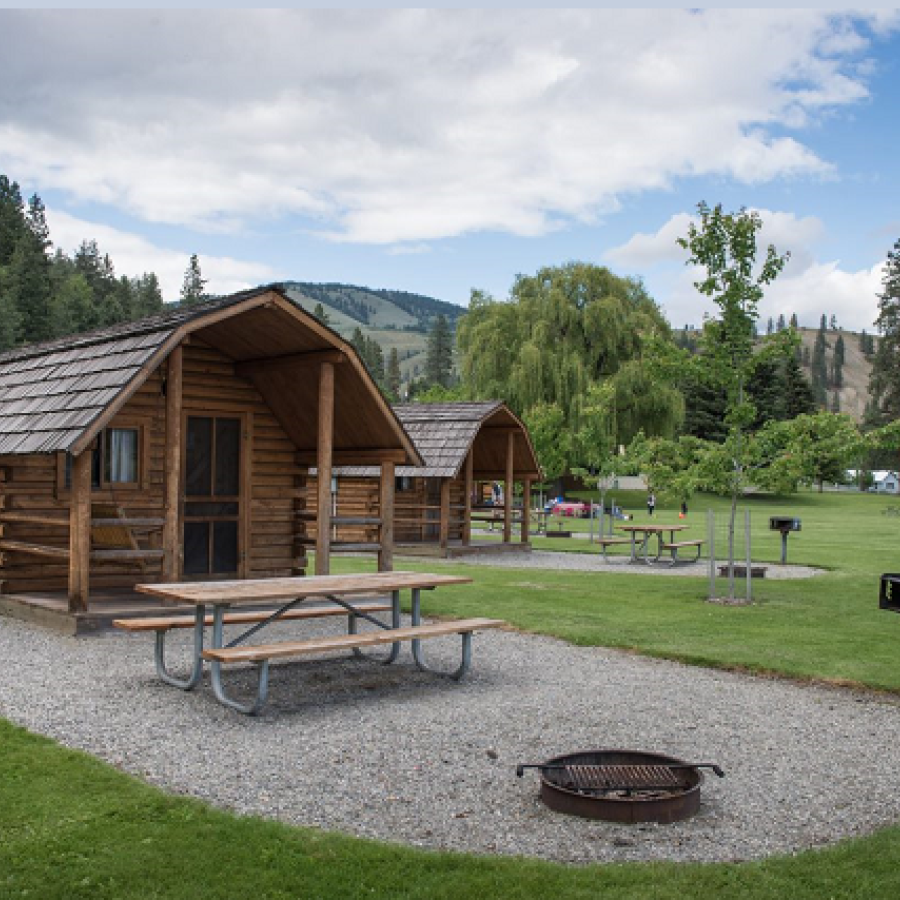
[647,492,656,516]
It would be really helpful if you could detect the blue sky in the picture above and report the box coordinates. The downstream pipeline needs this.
[2,8,898,330]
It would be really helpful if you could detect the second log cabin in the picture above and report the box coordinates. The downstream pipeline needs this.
[310,401,542,557]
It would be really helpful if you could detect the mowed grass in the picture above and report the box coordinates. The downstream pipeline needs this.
[5,717,900,900]
[4,488,900,898]
[331,489,900,691]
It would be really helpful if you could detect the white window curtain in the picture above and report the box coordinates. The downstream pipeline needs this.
[107,428,138,483]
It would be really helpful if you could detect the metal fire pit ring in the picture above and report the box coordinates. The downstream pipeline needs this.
[523,749,714,824]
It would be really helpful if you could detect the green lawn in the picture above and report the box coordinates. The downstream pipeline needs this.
[4,718,900,900]
[3,488,900,898]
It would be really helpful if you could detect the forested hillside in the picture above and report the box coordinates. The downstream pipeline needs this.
[285,282,464,386]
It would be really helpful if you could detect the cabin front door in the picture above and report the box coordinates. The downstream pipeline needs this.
[183,415,242,578]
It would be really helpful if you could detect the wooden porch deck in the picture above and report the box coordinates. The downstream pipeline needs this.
[0,589,273,636]
[396,540,531,559]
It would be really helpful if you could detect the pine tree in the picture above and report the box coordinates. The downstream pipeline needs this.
[831,391,841,413]
[860,329,869,354]
[425,314,453,388]
[312,302,330,326]
[782,355,816,418]
[387,347,401,399]
[820,313,828,331]
[0,289,21,350]
[830,314,838,330]
[802,345,811,367]
[790,313,798,329]
[766,317,774,335]
[777,313,786,331]
[132,273,164,319]
[0,175,25,267]
[180,254,207,306]
[9,195,54,344]
[868,237,900,423]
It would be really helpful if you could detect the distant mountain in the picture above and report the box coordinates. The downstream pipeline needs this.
[284,281,466,385]
[284,282,465,332]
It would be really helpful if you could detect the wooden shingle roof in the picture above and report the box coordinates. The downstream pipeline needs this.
[0,285,421,464]
[337,401,541,479]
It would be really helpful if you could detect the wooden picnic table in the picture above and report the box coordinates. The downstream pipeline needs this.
[124,571,502,714]
[617,523,690,564]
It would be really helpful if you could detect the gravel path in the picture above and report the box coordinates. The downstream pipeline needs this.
[413,548,821,579]
[3,609,898,866]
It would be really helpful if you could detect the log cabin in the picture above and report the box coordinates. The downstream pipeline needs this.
[0,285,421,631]
[310,402,542,557]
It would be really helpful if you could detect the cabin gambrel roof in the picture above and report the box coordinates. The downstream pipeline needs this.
[337,401,541,480]
[0,285,421,464]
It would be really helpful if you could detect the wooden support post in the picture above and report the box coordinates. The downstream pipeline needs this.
[240,412,253,579]
[316,361,335,575]
[162,345,183,582]
[521,478,532,544]
[378,460,395,572]
[439,478,451,550]
[463,450,473,546]
[68,450,91,613]
[503,432,514,543]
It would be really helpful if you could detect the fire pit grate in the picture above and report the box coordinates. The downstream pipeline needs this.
[517,749,724,824]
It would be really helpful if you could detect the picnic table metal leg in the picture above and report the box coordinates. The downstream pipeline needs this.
[208,604,270,716]
[410,587,473,680]
[350,589,401,663]
[154,603,206,691]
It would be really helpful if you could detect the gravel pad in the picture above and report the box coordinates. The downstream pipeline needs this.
[1,614,898,865]
[435,548,820,579]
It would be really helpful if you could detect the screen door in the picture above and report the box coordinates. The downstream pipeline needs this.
[183,416,241,577]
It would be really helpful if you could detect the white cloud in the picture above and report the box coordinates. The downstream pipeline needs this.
[609,208,883,331]
[45,209,281,301]
[0,8,896,245]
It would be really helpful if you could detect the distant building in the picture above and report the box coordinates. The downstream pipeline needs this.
[873,471,900,494]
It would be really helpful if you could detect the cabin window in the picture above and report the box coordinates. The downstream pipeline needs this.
[395,476,415,493]
[62,426,142,491]
[105,428,139,484]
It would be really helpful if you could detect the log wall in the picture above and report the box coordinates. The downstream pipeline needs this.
[308,475,467,545]
[0,339,308,595]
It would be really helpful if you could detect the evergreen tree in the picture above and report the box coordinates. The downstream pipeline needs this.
[367,336,385,386]
[831,357,843,389]
[766,317,774,335]
[0,175,25,267]
[312,302,331,326]
[0,288,21,350]
[790,313,798,329]
[830,314,838,330]
[860,329,869,354]
[868,237,900,423]
[9,195,53,344]
[802,345,811,367]
[387,347,402,399]
[782,354,816,419]
[776,313,786,331]
[820,313,828,331]
[131,273,165,319]
[425,314,453,388]
[831,391,841,413]
[834,333,845,367]
[180,254,207,306]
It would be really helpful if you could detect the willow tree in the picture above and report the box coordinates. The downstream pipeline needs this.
[458,263,682,475]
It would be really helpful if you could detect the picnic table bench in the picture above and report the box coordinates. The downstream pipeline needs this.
[116,571,503,715]
[656,539,704,565]
[593,535,634,559]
